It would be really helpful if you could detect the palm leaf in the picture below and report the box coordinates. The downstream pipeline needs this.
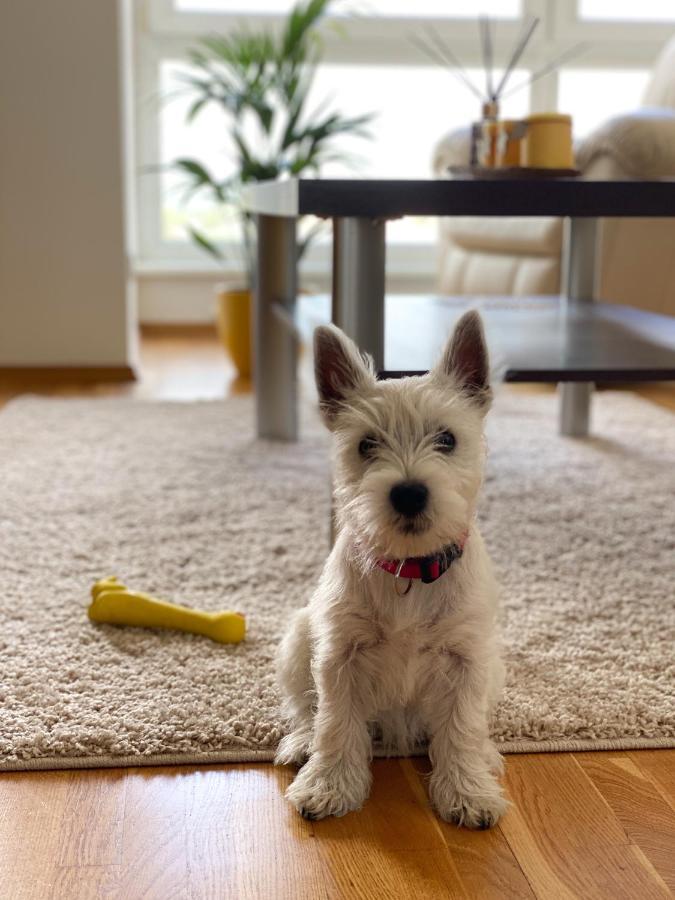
[168,0,372,270]
[187,226,225,262]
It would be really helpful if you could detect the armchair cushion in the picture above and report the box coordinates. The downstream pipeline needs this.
[432,126,471,174]
[576,110,675,178]
[441,216,563,256]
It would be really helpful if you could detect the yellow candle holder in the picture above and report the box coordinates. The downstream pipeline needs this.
[522,113,574,169]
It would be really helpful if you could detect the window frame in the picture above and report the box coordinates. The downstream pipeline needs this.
[133,0,672,275]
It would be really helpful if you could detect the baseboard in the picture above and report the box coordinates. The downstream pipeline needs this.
[0,365,137,384]
[140,323,217,338]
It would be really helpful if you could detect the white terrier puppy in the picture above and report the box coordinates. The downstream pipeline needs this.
[275,311,506,828]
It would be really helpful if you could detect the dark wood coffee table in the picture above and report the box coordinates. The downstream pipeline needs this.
[244,178,675,440]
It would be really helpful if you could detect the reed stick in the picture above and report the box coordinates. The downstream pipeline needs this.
[493,14,540,100]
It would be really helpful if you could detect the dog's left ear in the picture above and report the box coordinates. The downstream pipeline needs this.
[435,310,492,409]
[314,324,375,428]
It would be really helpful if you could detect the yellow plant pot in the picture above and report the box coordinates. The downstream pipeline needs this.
[216,286,252,378]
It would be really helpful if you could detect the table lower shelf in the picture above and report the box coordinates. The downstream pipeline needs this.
[299,294,675,383]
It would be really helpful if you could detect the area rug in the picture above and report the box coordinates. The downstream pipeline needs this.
[0,391,673,771]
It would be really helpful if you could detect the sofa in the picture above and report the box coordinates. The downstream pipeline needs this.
[432,36,675,316]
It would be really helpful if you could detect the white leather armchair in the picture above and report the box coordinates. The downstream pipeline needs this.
[433,37,675,315]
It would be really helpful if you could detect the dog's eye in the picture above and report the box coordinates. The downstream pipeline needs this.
[358,435,379,458]
[434,430,456,453]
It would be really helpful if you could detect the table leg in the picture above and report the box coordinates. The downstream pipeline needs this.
[329,217,386,544]
[332,217,386,370]
[254,214,298,441]
[559,217,599,437]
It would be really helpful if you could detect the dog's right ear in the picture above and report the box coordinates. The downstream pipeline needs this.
[314,325,374,428]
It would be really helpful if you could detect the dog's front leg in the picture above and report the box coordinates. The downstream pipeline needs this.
[286,655,372,820]
[423,651,507,829]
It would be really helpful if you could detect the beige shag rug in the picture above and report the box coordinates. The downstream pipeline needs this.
[0,391,673,772]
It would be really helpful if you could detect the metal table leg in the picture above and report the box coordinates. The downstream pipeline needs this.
[254,213,298,441]
[332,217,386,370]
[559,217,599,437]
[330,218,386,544]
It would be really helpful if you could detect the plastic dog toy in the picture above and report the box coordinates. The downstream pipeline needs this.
[88,577,246,644]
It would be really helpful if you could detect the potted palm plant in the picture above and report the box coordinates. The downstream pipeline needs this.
[173,0,371,377]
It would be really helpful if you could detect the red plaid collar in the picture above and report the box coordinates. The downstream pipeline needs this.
[376,533,468,585]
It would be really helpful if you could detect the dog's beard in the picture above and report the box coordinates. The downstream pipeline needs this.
[337,478,472,562]
[398,515,431,536]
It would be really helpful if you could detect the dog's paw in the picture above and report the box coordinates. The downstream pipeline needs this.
[429,771,508,829]
[286,757,371,820]
[482,740,505,775]
[275,730,311,768]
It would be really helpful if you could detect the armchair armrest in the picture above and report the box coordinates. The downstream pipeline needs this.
[576,109,675,178]
[432,126,471,176]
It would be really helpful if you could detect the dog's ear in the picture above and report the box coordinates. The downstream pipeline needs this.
[314,324,374,427]
[435,310,492,409]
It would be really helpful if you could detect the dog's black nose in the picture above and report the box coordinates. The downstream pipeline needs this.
[390,481,428,517]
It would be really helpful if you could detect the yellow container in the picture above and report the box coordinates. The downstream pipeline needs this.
[216,285,252,378]
[477,119,528,168]
[495,119,528,168]
[478,120,499,167]
[522,113,574,169]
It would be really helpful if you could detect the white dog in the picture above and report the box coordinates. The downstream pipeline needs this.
[275,311,506,828]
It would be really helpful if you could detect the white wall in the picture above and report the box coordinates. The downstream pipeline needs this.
[0,0,134,368]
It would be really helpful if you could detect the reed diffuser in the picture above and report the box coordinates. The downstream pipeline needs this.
[414,15,586,169]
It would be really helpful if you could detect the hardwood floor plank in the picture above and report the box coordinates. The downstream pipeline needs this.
[0,769,122,898]
[309,759,447,852]
[399,757,536,900]
[2,858,121,900]
[56,769,126,867]
[50,865,121,900]
[118,813,189,899]
[185,764,336,899]
[181,764,308,838]
[500,815,671,900]
[123,765,190,829]
[187,828,334,900]
[304,760,467,899]
[0,867,78,900]
[577,752,675,890]
[502,754,628,849]
[440,825,537,900]
[630,750,675,813]
[495,754,672,898]
[561,844,671,900]
[0,772,70,863]
[320,848,470,900]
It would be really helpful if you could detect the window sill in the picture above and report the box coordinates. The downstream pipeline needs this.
[134,258,231,278]
[133,242,438,279]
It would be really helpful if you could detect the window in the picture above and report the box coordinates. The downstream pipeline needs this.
[558,69,650,139]
[136,0,672,275]
[160,62,528,247]
[579,0,675,22]
[174,1,521,17]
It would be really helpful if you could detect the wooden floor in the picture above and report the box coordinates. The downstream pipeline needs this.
[1,327,674,900]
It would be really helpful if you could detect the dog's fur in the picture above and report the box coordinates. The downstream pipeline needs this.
[275,311,506,828]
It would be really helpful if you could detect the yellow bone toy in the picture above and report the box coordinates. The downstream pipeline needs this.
[88,577,245,644]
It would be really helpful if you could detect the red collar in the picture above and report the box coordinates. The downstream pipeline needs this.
[376,533,468,585]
